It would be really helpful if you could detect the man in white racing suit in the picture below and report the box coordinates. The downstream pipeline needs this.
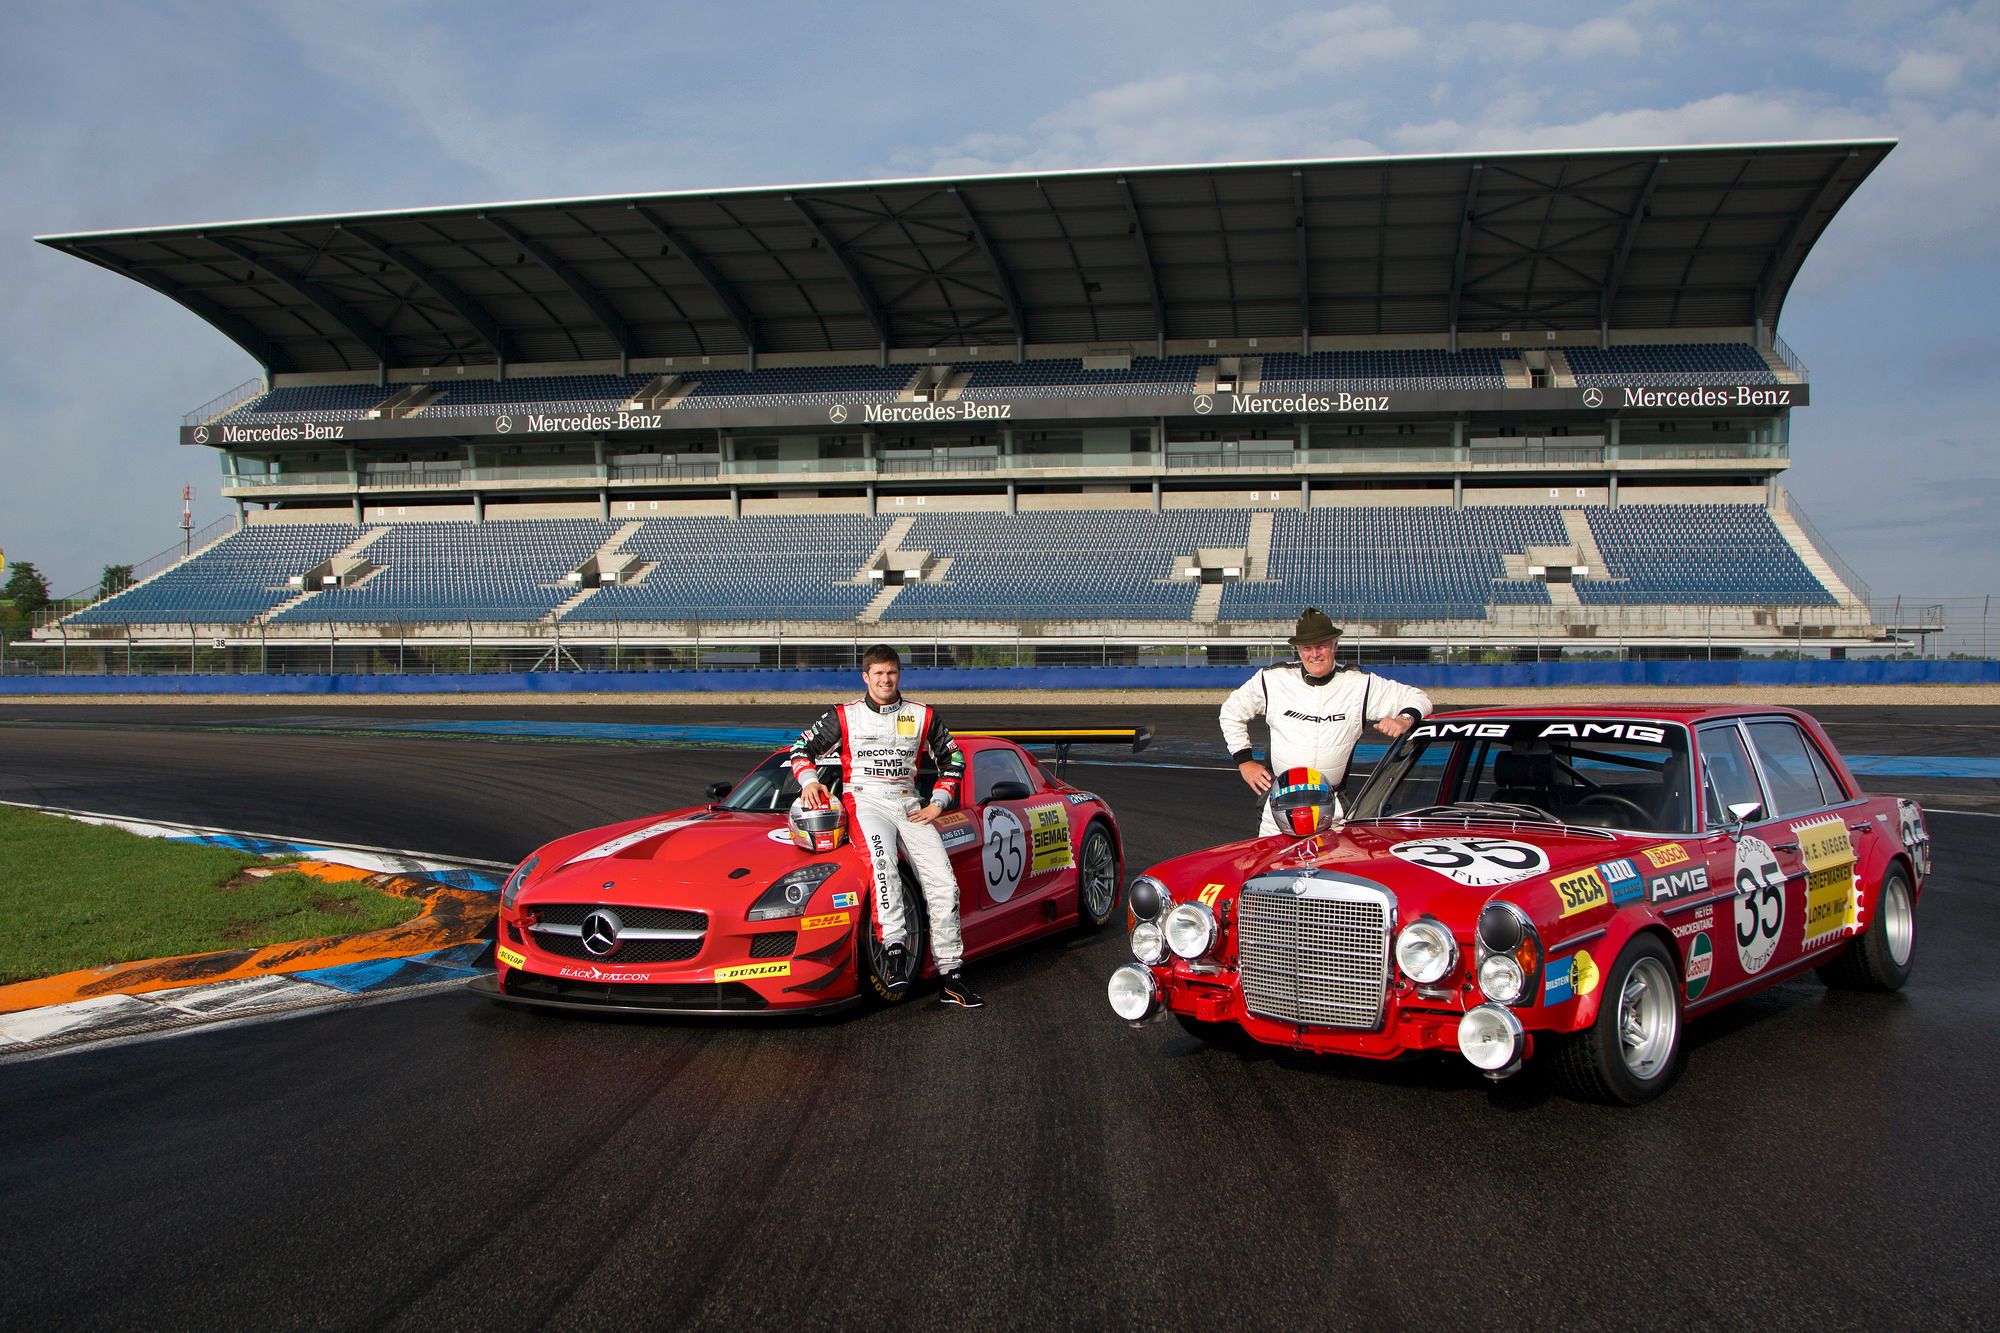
[791,644,982,1008]
[1221,607,1434,836]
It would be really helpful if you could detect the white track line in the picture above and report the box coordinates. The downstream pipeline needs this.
[0,799,513,868]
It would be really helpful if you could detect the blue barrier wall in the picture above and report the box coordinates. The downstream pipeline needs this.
[1,659,1995,695]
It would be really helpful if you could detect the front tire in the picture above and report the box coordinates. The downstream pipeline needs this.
[1817,867,1915,991]
[1076,824,1120,930]
[1549,935,1683,1105]
[862,868,928,1003]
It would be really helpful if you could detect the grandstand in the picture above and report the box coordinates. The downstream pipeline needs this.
[34,141,1892,658]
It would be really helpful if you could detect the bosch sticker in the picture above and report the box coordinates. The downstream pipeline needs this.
[497,946,526,969]
[1640,843,1691,870]
[716,961,791,982]
[982,806,1027,903]
[1388,837,1550,887]
[1544,949,1600,1004]
[1553,867,1610,918]
[801,911,850,931]
[1598,858,1645,905]
[1028,803,1073,873]
[1732,834,1785,975]
[1684,932,1713,999]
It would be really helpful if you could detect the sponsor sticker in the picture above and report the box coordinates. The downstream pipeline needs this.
[497,946,526,969]
[1897,799,1931,877]
[1732,834,1785,975]
[1640,842,1691,870]
[1388,836,1550,887]
[1685,932,1713,999]
[935,810,977,852]
[1198,883,1226,908]
[1553,867,1610,918]
[801,911,850,931]
[716,960,791,982]
[1065,791,1099,805]
[1670,904,1715,939]
[1598,858,1645,905]
[1650,864,1712,903]
[1544,949,1600,1004]
[832,891,860,909]
[1028,803,1073,873]
[557,964,650,982]
[1795,815,1857,950]
[896,714,918,737]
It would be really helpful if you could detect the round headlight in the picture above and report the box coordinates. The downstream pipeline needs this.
[1164,902,1217,960]
[1457,1004,1524,1072]
[1129,875,1171,922]
[1395,918,1458,985]
[1130,919,1169,966]
[1479,952,1526,1004]
[1107,964,1159,1021]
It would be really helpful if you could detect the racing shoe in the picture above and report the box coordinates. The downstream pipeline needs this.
[939,971,984,1009]
[881,940,912,994]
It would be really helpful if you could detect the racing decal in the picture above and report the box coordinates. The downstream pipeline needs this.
[716,960,791,982]
[1411,720,1509,739]
[1553,868,1610,918]
[1028,803,1073,873]
[1640,843,1691,870]
[896,714,918,737]
[1543,949,1600,1004]
[1198,883,1226,908]
[1598,858,1644,905]
[1065,792,1100,805]
[1795,816,1858,950]
[1898,799,1932,877]
[982,806,1027,903]
[1537,722,1667,743]
[1670,904,1715,939]
[563,817,704,866]
[1732,834,1785,975]
[497,945,526,969]
[557,963,650,982]
[1388,837,1550,887]
[934,810,977,852]
[1650,865,1711,903]
[832,891,860,909]
[801,911,850,931]
[1685,933,1713,999]
[766,827,797,844]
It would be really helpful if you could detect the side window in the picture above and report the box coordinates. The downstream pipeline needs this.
[1747,720,1834,815]
[1699,725,1764,826]
[971,748,1033,804]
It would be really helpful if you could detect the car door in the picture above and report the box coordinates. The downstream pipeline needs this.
[1688,721,1789,998]
[1743,717,1864,967]
[963,746,1073,949]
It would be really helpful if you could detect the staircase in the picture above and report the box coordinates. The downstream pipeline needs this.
[1559,510,1608,574]
[1758,347,1804,384]
[256,526,390,622]
[860,585,902,622]
[1244,510,1275,580]
[1769,508,1859,605]
[1192,582,1225,620]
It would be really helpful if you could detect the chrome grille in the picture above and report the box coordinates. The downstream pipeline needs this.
[1237,874,1393,1030]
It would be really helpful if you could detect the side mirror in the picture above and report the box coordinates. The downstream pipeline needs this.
[1724,800,1762,837]
[706,781,734,800]
[986,780,1032,803]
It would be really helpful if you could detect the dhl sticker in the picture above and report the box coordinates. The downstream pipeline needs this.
[497,946,527,970]
[801,911,851,931]
[716,960,791,982]
[1197,883,1226,908]
[1640,843,1690,870]
[1553,867,1609,918]
[832,891,860,909]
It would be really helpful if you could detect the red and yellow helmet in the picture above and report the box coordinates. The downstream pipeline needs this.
[787,797,848,853]
[1270,766,1337,836]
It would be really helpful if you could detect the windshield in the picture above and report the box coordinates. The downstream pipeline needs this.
[717,752,939,812]
[1349,718,1694,833]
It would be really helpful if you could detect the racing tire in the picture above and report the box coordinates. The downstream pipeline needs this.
[1816,866,1915,992]
[862,866,928,1004]
[1076,824,1121,931]
[1548,934,1683,1106]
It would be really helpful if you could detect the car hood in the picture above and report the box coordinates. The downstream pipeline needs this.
[519,806,850,905]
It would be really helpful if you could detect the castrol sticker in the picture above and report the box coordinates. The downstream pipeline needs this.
[1389,837,1550,887]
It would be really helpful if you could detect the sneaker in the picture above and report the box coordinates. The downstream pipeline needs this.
[939,971,984,1009]
[881,941,911,993]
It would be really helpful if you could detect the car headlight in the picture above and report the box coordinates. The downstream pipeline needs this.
[1395,917,1458,985]
[1107,964,1160,1021]
[1164,901,1217,960]
[1130,919,1169,966]
[1129,875,1171,922]
[747,862,839,921]
[500,853,540,910]
[1476,901,1541,1006]
[1457,1004,1525,1072]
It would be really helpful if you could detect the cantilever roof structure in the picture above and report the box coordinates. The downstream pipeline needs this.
[39,140,1893,376]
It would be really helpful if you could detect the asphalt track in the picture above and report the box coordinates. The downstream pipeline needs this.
[1,702,1996,1329]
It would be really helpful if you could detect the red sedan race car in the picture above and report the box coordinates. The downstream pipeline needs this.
[472,730,1135,1015]
[1108,706,1930,1104]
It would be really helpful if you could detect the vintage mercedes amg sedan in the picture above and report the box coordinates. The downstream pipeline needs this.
[1108,706,1928,1104]
[473,731,1135,1016]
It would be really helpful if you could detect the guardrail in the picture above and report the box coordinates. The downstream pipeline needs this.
[33,513,242,630]
[182,379,263,428]
[1778,488,1873,606]
[1770,331,1809,382]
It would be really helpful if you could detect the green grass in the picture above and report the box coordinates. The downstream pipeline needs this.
[0,806,423,985]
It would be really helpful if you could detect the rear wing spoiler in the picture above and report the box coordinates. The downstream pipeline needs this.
[959,726,1151,777]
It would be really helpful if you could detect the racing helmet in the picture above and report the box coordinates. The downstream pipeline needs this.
[1270,766,1338,837]
[787,796,848,853]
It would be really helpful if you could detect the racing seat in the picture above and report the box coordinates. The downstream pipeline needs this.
[1490,749,1560,811]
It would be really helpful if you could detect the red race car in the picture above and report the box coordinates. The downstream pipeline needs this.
[472,730,1139,1015]
[1108,706,1929,1104]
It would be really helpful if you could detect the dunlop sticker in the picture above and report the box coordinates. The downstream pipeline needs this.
[716,961,791,982]
[497,946,527,969]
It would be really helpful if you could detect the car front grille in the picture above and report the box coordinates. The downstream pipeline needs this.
[750,931,797,959]
[532,935,702,964]
[527,901,707,965]
[531,904,707,932]
[1236,873,1394,1030]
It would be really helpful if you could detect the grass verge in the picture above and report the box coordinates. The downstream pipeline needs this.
[0,806,422,984]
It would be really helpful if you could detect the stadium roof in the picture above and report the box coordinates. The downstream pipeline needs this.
[39,140,1893,376]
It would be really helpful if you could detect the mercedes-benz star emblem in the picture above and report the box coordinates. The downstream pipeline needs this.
[1582,387,1603,408]
[828,403,848,424]
[581,908,624,957]
[495,415,513,433]
[194,426,208,444]
[1194,394,1214,415]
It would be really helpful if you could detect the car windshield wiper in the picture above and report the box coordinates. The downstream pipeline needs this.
[1372,804,1622,840]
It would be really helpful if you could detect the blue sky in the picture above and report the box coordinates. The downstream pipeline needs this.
[2,0,1995,598]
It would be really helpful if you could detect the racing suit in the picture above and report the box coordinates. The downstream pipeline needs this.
[789,696,967,971]
[1221,662,1433,836]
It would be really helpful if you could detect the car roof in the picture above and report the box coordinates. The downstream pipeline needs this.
[1434,703,1814,725]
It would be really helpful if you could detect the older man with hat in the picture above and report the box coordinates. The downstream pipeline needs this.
[1220,607,1434,836]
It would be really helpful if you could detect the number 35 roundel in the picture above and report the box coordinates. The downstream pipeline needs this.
[1389,836,1552,887]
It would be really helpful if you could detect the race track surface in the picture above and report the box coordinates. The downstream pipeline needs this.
[1,703,1995,1328]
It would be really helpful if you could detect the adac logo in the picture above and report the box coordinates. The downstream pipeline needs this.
[1582,387,1604,408]
[828,403,848,424]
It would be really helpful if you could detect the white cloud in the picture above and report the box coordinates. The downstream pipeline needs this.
[1885,50,1965,95]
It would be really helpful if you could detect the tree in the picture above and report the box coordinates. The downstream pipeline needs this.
[2,561,50,615]
[98,564,135,600]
